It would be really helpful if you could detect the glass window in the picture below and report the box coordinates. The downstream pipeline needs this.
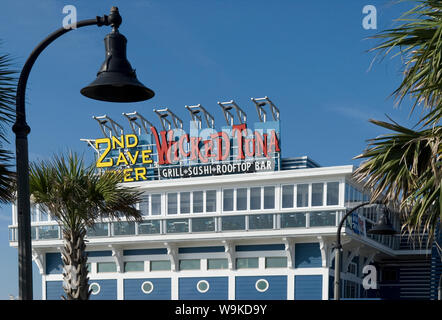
[97,262,116,273]
[86,263,91,273]
[193,191,204,213]
[297,184,309,207]
[281,212,306,228]
[207,258,228,270]
[255,279,269,292]
[150,260,171,271]
[265,257,287,268]
[264,186,275,209]
[167,193,177,215]
[250,187,261,210]
[206,190,217,212]
[312,183,324,206]
[180,192,190,214]
[151,194,161,215]
[236,257,258,269]
[282,185,294,208]
[86,223,109,237]
[179,259,200,270]
[223,189,234,211]
[310,211,336,227]
[236,188,247,211]
[249,214,273,230]
[192,217,215,232]
[138,220,161,234]
[197,280,209,293]
[38,225,59,239]
[113,221,135,236]
[31,205,38,222]
[327,182,339,206]
[141,281,154,294]
[89,283,100,295]
[221,215,245,231]
[31,226,37,240]
[166,219,189,233]
[124,261,144,272]
[139,196,149,216]
[39,210,49,222]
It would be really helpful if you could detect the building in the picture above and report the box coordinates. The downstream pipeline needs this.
[8,97,442,300]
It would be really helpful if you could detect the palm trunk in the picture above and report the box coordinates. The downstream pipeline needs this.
[60,228,90,300]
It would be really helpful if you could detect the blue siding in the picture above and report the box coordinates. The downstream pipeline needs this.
[46,281,64,300]
[89,279,117,300]
[46,252,63,275]
[124,278,171,300]
[87,250,112,257]
[235,276,287,300]
[294,275,323,300]
[295,243,322,268]
[123,248,167,256]
[236,244,284,252]
[178,246,224,254]
[179,277,228,300]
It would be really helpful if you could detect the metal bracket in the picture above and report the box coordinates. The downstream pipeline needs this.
[92,114,124,138]
[185,104,215,129]
[153,108,183,131]
[217,100,247,126]
[122,111,154,135]
[251,96,280,122]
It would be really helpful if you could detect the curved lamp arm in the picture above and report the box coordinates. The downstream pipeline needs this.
[333,200,383,300]
[12,7,121,300]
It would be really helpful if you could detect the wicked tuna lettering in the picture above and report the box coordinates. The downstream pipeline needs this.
[151,123,280,165]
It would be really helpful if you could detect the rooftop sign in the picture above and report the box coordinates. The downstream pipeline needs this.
[83,97,281,182]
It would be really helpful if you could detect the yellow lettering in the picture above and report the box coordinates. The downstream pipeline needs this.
[134,167,147,181]
[95,138,113,168]
[125,134,138,148]
[123,168,134,182]
[112,135,125,149]
[142,149,153,164]
[126,150,139,165]
[116,152,129,166]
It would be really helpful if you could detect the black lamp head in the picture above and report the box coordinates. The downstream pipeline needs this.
[367,207,397,235]
[81,7,154,103]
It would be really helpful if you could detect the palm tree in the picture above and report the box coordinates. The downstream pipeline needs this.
[29,152,142,300]
[0,47,16,203]
[354,0,441,242]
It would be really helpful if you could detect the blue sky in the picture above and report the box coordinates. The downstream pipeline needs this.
[0,0,422,299]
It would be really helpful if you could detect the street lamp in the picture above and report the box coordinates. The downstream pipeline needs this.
[333,202,396,300]
[12,6,154,300]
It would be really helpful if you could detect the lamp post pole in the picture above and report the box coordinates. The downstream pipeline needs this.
[333,201,381,300]
[12,8,120,300]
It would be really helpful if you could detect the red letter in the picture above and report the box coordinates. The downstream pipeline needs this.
[150,126,173,165]
[232,124,247,160]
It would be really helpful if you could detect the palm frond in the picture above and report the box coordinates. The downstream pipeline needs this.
[370,0,442,124]
[354,118,441,240]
